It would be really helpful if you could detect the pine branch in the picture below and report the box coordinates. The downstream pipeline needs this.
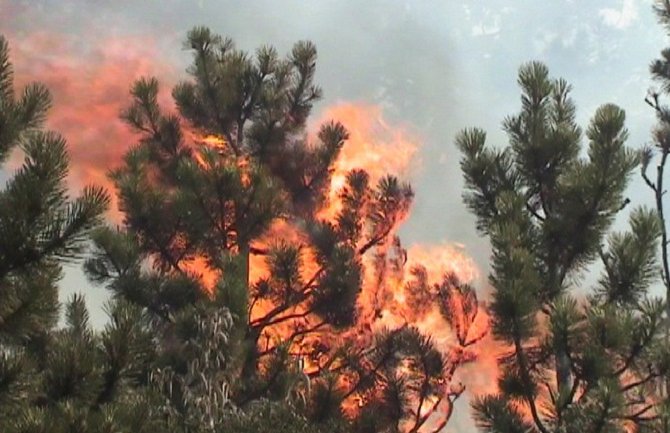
[250,265,323,332]
[194,42,238,156]
[621,369,659,393]
[267,310,313,327]
[512,319,550,433]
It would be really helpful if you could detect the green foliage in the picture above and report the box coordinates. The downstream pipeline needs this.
[458,60,667,433]
[472,395,534,433]
[0,35,110,432]
[597,208,662,305]
[74,26,487,433]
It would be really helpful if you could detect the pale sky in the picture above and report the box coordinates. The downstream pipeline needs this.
[2,1,668,431]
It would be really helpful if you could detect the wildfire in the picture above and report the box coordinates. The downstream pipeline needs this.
[24,66,495,422]
[10,26,499,429]
[316,104,420,221]
[170,102,496,427]
[201,134,227,149]
[242,102,496,426]
[183,256,220,292]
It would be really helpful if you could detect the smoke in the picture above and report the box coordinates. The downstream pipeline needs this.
[1,4,498,430]
[6,30,179,220]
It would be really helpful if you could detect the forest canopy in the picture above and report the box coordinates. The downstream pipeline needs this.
[1,2,670,433]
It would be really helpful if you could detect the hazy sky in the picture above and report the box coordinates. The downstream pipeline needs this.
[2,0,669,431]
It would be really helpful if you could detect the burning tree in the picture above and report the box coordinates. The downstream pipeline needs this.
[85,27,487,432]
[458,61,670,433]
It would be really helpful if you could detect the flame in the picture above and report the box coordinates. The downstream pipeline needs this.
[183,256,220,292]
[315,103,420,220]
[241,102,493,427]
[8,26,497,427]
[405,243,479,285]
[201,135,227,148]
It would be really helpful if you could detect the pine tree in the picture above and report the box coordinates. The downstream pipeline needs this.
[0,35,116,430]
[86,27,486,432]
[644,0,670,331]
[638,1,670,431]
[458,62,670,432]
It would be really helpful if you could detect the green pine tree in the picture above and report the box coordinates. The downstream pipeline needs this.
[0,35,119,430]
[458,61,670,432]
[638,1,670,431]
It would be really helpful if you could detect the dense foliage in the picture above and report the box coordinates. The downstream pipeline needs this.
[0,35,112,432]
[0,26,480,431]
[33,28,481,432]
[458,61,670,433]
[5,2,670,432]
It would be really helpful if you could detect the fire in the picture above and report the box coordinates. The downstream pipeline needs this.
[241,102,493,427]
[316,103,420,220]
[8,26,497,428]
[405,243,479,285]
[10,38,492,420]
[201,134,227,149]
[183,256,220,292]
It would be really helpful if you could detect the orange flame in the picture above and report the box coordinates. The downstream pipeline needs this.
[243,102,495,426]
[316,103,420,220]
[9,28,498,427]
